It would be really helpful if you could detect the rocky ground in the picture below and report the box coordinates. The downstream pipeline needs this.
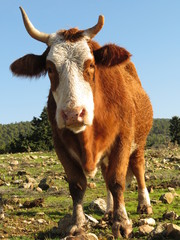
[0,146,180,239]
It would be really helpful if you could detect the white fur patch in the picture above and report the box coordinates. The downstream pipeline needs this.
[47,34,94,133]
[106,190,113,213]
[138,187,151,206]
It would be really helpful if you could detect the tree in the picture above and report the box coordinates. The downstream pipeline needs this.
[29,107,53,151]
[169,116,180,145]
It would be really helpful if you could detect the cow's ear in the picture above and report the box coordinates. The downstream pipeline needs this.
[93,44,131,67]
[10,47,49,78]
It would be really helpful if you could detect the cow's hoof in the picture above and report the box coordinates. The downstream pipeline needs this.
[68,224,85,236]
[137,204,153,215]
[103,210,113,222]
[112,221,132,239]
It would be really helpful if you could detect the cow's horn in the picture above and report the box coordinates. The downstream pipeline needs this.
[84,15,104,39]
[19,7,49,44]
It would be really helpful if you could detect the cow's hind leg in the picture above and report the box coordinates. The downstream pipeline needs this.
[130,148,152,214]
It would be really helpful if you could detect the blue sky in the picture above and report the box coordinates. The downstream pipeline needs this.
[0,0,180,124]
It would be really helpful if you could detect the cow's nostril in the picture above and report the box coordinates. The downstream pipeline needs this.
[79,108,86,118]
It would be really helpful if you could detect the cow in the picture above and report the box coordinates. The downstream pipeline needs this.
[10,7,153,238]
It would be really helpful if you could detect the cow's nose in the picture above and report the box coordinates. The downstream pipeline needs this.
[61,107,86,126]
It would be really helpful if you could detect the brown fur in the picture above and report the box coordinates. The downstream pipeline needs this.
[11,34,153,238]
[10,48,49,78]
[58,28,84,42]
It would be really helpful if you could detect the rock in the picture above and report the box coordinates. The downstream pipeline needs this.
[37,219,46,224]
[89,198,106,213]
[22,182,34,189]
[168,187,175,193]
[11,196,20,204]
[38,177,53,190]
[85,214,99,224]
[159,192,174,204]
[147,185,154,193]
[106,235,114,240]
[0,212,5,220]
[17,170,27,176]
[139,218,156,226]
[0,179,5,186]
[166,223,180,239]
[87,182,96,189]
[10,160,19,166]
[30,155,38,160]
[86,233,98,240]
[36,187,43,192]
[150,224,166,238]
[36,212,45,216]
[23,198,44,208]
[163,211,178,220]
[13,179,23,184]
[139,224,154,235]
[63,234,98,240]
[26,175,37,184]
[47,186,58,192]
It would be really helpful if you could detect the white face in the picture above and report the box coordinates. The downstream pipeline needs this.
[47,33,94,133]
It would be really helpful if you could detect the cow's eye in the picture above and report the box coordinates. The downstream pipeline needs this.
[90,63,94,69]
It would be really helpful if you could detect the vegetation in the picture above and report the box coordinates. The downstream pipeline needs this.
[0,148,180,239]
[0,107,179,154]
[169,116,180,145]
[147,118,170,147]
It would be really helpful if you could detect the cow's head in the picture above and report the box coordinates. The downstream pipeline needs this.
[11,7,131,133]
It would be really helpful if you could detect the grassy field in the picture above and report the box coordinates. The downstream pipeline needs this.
[0,146,180,239]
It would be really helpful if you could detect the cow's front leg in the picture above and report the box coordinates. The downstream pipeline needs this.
[68,180,87,234]
[106,139,132,239]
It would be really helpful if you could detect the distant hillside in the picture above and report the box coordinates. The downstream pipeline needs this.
[147,118,170,147]
[0,118,171,153]
[0,122,32,153]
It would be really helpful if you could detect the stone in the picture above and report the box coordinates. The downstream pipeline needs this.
[22,182,34,189]
[23,198,44,208]
[38,177,53,190]
[167,187,175,193]
[139,218,156,226]
[86,233,98,240]
[89,198,106,213]
[36,187,43,192]
[163,211,178,220]
[159,192,174,204]
[10,160,19,166]
[30,155,38,160]
[47,186,58,192]
[37,219,46,224]
[85,214,99,224]
[17,170,27,176]
[139,224,154,235]
[166,223,180,239]
[0,213,5,220]
[26,175,37,184]
[150,224,166,238]
[147,185,154,193]
[87,182,96,189]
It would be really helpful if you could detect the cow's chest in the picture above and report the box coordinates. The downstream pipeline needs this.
[59,129,107,177]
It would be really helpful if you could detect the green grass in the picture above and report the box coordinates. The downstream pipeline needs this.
[0,148,180,239]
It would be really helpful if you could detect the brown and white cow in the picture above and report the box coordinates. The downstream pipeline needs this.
[10,7,153,238]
